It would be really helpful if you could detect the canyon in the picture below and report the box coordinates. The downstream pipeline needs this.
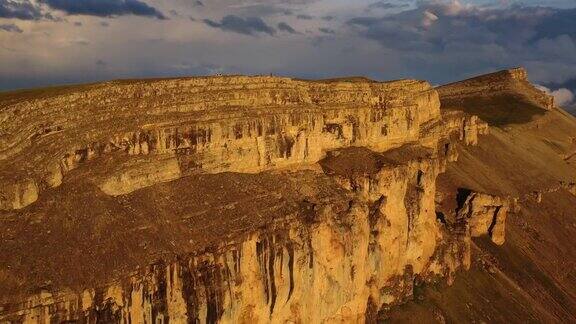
[0,68,575,323]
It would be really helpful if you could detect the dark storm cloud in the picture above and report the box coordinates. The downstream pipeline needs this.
[0,0,43,20]
[347,1,576,84]
[41,0,166,19]
[277,22,298,34]
[0,23,22,33]
[349,2,576,53]
[546,78,576,91]
[3,0,576,95]
[531,8,576,40]
[204,15,276,36]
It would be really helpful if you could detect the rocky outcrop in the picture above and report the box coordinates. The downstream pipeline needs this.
[440,111,489,146]
[438,67,555,111]
[0,70,532,323]
[0,76,440,209]
[456,191,511,245]
[1,142,482,323]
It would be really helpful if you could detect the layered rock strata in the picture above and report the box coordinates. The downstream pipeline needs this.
[0,77,439,209]
[0,70,540,323]
[438,67,555,111]
[1,142,495,323]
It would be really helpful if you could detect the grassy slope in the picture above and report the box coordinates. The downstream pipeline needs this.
[387,189,576,323]
[388,78,576,323]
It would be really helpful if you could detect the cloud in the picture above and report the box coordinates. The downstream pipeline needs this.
[545,78,576,92]
[3,0,576,94]
[552,88,575,107]
[367,1,410,10]
[318,27,335,34]
[170,62,225,75]
[296,14,313,20]
[346,1,576,83]
[278,22,298,34]
[230,4,294,17]
[531,7,576,40]
[0,0,44,20]
[72,39,90,46]
[0,23,23,33]
[204,15,276,36]
[421,10,438,28]
[536,85,575,107]
[41,0,166,19]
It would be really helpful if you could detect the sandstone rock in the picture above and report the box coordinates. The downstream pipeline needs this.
[561,181,576,196]
[0,72,504,323]
[0,178,38,210]
[98,156,182,195]
[0,144,485,323]
[0,76,441,210]
[438,67,555,111]
[489,205,508,245]
[0,146,454,323]
[457,192,511,246]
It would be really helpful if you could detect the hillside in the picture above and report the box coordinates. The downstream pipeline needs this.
[388,68,576,323]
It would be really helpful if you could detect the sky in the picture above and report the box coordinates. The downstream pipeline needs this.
[1,0,576,108]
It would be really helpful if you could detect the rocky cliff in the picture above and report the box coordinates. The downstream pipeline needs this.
[0,76,438,209]
[1,68,573,323]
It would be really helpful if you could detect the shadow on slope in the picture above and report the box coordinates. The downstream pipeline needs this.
[389,91,576,322]
[437,68,553,127]
[440,94,547,127]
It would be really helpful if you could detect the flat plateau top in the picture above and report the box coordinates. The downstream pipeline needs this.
[0,75,420,104]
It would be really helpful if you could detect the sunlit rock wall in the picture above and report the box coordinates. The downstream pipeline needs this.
[1,146,451,323]
[0,75,504,324]
[0,76,440,209]
[0,116,499,323]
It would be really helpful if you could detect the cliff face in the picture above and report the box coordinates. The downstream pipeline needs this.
[0,77,439,209]
[0,153,444,323]
[0,140,492,324]
[1,68,572,323]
